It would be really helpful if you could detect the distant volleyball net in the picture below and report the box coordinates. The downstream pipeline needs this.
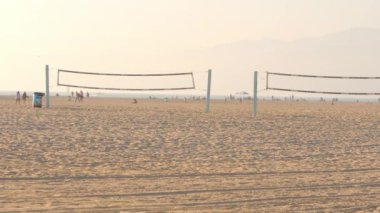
[266,72,380,95]
[57,69,195,91]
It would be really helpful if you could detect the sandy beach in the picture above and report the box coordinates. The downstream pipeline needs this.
[0,97,379,212]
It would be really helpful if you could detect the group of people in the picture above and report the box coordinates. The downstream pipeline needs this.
[69,91,90,103]
[16,90,91,104]
[15,91,28,104]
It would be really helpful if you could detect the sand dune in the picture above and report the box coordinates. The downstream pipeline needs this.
[0,97,379,212]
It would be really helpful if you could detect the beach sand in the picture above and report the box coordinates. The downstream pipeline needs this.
[0,97,379,212]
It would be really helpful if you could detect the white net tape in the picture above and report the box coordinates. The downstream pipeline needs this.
[57,69,195,91]
[267,72,380,95]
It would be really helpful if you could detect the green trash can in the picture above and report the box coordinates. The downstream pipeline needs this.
[33,92,45,108]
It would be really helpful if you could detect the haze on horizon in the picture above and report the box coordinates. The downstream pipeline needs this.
[1,0,380,96]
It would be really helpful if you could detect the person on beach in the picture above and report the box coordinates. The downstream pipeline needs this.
[74,91,84,103]
[22,92,28,104]
[15,91,21,104]
[75,91,80,103]
[80,90,84,102]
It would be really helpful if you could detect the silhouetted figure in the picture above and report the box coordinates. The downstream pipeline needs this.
[15,91,21,104]
[75,91,82,103]
[132,99,138,104]
[22,92,28,104]
[80,90,84,102]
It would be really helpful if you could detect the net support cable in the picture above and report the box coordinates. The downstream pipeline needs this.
[57,69,196,91]
[266,72,380,95]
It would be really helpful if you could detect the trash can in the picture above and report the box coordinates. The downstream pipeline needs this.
[33,92,45,108]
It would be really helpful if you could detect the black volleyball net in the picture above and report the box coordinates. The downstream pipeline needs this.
[57,69,196,91]
[266,72,380,95]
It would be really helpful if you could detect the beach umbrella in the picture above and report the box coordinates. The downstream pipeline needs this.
[235,91,249,97]
[235,91,250,100]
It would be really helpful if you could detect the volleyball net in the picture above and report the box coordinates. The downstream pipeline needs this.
[57,69,196,91]
[266,72,380,96]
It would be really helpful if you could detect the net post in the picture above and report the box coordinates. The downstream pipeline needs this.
[253,71,258,116]
[205,69,212,113]
[57,69,60,86]
[45,64,50,108]
[191,72,195,89]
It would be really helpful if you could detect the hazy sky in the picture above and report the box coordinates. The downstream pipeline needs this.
[1,0,380,93]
